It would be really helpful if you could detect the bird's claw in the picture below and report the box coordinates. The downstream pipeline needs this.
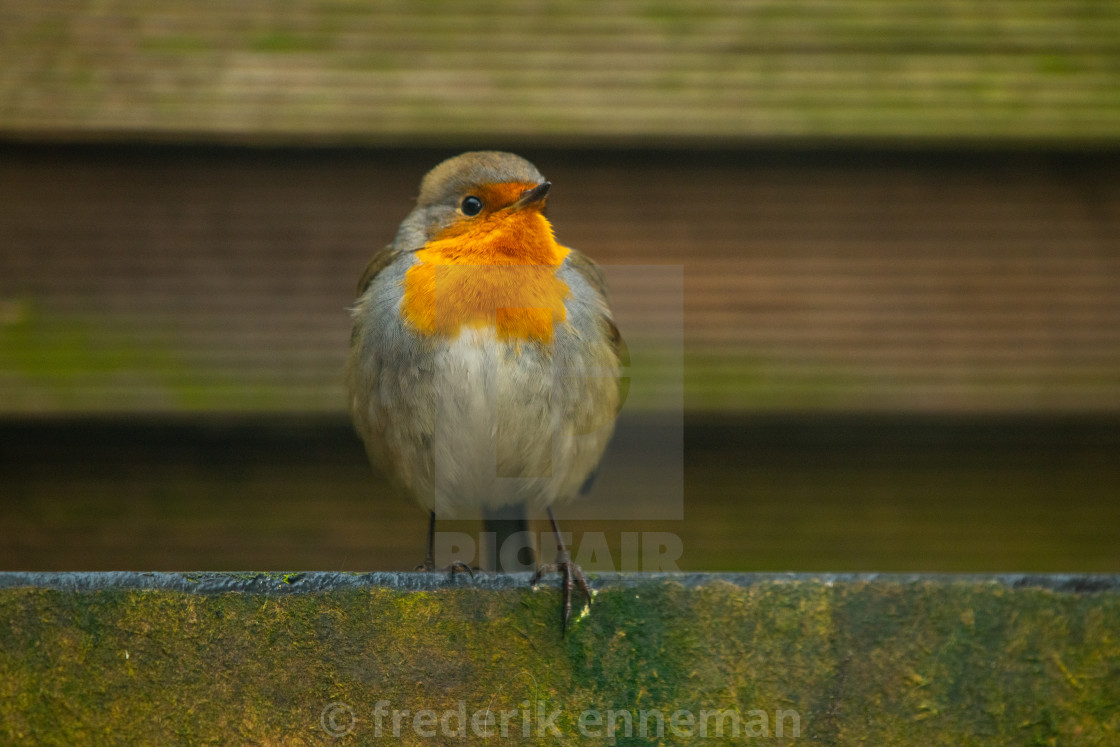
[531,549,591,635]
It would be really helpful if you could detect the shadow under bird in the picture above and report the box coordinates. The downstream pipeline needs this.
[347,151,624,633]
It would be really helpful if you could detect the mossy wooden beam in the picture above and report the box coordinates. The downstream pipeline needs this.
[1,572,1117,744]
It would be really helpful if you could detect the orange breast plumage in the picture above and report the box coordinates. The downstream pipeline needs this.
[401,196,571,343]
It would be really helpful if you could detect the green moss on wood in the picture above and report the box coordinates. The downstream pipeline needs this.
[0,576,1117,744]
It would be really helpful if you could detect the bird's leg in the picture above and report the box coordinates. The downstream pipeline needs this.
[531,508,591,634]
[421,509,436,570]
[415,510,473,578]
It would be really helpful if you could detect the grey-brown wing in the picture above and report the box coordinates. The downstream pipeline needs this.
[565,248,609,304]
[351,245,401,349]
[356,244,400,297]
[347,245,405,479]
[566,248,629,412]
[565,248,628,497]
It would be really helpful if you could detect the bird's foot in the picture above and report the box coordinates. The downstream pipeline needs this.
[531,548,591,635]
[414,559,474,579]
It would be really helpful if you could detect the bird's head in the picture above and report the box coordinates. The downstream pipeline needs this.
[401,152,560,265]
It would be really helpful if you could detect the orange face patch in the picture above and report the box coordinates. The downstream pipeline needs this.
[402,182,571,343]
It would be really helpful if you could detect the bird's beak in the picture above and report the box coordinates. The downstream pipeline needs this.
[513,181,551,210]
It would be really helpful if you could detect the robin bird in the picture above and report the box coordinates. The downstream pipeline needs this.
[346,151,623,632]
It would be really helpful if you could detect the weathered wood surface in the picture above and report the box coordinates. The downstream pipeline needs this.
[1,572,1116,744]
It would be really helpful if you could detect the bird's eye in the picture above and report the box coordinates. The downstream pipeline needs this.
[460,196,483,216]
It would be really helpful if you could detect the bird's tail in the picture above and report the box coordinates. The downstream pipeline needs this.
[482,503,535,572]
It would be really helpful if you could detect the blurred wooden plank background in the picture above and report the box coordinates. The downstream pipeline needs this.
[3,2,1119,414]
[2,146,1118,413]
[3,415,1119,572]
[1,1,1117,142]
[1,3,1118,573]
